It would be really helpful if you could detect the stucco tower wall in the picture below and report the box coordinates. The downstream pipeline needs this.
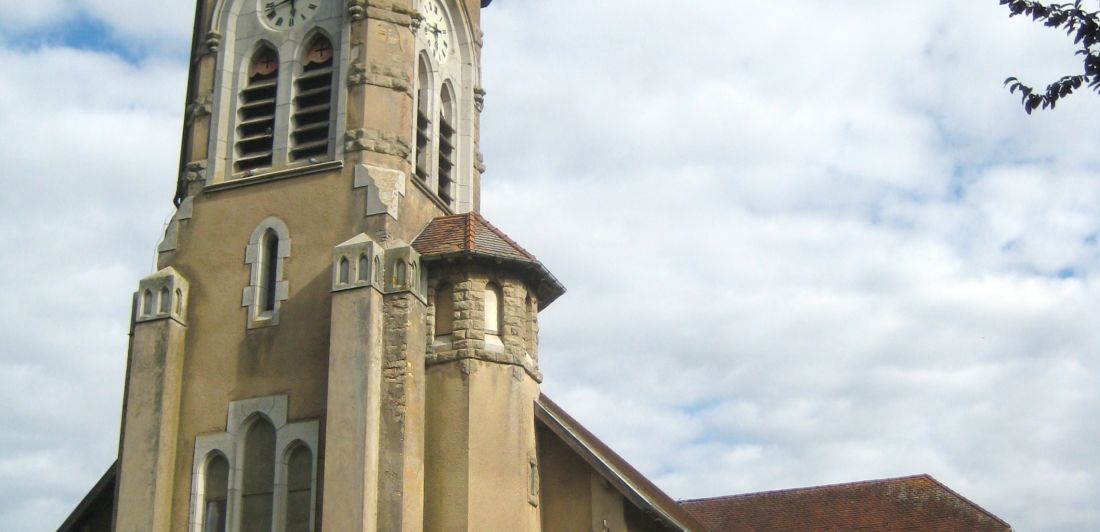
[424,269,543,531]
[321,281,385,531]
[115,314,188,531]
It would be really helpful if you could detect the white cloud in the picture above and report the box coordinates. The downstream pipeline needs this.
[3,0,1100,531]
[0,42,184,529]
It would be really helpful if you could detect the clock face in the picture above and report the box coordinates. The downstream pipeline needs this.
[260,0,321,30]
[420,0,452,63]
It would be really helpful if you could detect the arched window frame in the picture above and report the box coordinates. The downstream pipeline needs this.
[280,442,317,532]
[243,217,291,329]
[205,0,348,184]
[234,42,280,174]
[290,31,337,164]
[436,82,457,205]
[484,281,504,350]
[434,282,454,342]
[189,395,320,532]
[197,451,230,532]
[412,0,476,212]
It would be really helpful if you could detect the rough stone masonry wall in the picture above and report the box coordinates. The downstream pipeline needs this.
[377,291,426,531]
[425,266,541,381]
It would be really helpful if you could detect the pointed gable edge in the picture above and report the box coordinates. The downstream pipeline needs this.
[58,460,117,532]
[535,394,710,532]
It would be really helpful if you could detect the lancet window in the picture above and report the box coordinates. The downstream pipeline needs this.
[236,45,279,173]
[191,396,318,532]
[291,35,335,162]
[208,2,344,182]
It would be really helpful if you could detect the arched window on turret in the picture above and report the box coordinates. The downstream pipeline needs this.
[437,83,456,207]
[338,257,350,285]
[241,418,276,531]
[159,286,171,314]
[415,56,433,184]
[358,254,370,282]
[291,34,335,162]
[484,282,502,336]
[142,289,154,316]
[435,283,454,340]
[236,44,279,173]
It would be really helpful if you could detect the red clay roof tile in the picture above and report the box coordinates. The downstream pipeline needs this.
[679,474,1012,532]
[412,213,565,308]
[412,212,536,262]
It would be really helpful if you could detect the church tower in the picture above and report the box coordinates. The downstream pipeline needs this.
[112,0,565,530]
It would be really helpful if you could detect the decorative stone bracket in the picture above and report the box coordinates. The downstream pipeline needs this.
[354,164,406,220]
[204,31,223,54]
[474,86,486,112]
[348,0,367,20]
[186,96,213,124]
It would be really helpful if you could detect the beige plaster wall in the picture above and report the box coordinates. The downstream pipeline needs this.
[320,284,385,531]
[115,318,187,532]
[536,422,592,532]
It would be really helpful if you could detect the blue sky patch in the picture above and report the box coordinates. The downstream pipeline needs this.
[3,12,146,64]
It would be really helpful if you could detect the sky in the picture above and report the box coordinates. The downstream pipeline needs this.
[1,0,1099,530]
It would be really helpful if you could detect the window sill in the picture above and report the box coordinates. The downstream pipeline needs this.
[207,160,344,193]
[409,176,455,214]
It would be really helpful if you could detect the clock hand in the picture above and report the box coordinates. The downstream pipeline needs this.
[267,0,292,12]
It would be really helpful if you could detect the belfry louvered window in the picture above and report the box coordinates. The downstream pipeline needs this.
[236,46,279,172]
[437,85,456,206]
[291,35,335,162]
[415,57,432,183]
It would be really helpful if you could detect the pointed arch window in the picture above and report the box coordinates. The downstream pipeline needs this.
[202,454,229,532]
[338,256,350,285]
[260,230,280,312]
[285,445,314,532]
[358,254,370,282]
[437,84,456,206]
[142,289,154,316]
[236,45,279,173]
[190,396,320,532]
[291,35,335,162]
[415,56,433,183]
[244,218,291,329]
[241,418,276,531]
[435,283,454,338]
[484,282,502,336]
